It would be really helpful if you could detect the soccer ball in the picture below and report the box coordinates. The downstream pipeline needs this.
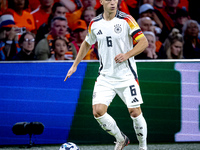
[59,142,80,150]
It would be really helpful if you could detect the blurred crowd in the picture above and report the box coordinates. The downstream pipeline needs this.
[0,0,199,61]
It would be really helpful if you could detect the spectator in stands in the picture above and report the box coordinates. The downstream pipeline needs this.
[6,0,35,32]
[137,17,154,33]
[49,37,76,60]
[137,17,164,56]
[174,8,190,34]
[117,0,130,14]
[135,31,157,59]
[138,0,154,7]
[154,0,175,42]
[28,0,40,12]
[163,28,184,59]
[154,0,164,8]
[51,2,67,17]
[81,6,96,26]
[164,0,180,21]
[177,0,189,11]
[182,20,200,59]
[35,2,68,44]
[0,14,20,61]
[0,0,7,16]
[82,0,97,9]
[31,0,54,31]
[35,16,74,60]
[60,0,82,13]
[28,0,60,12]
[71,19,98,60]
[66,0,97,30]
[125,0,139,20]
[139,3,163,32]
[12,31,36,60]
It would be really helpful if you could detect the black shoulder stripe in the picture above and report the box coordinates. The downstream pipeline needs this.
[115,10,129,19]
[92,13,103,22]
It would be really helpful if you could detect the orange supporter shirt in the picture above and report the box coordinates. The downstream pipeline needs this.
[28,0,40,12]
[28,0,60,12]
[6,9,35,32]
[119,0,130,14]
[66,8,83,30]
[83,48,98,60]
[156,40,163,53]
[31,7,50,31]
[125,0,138,8]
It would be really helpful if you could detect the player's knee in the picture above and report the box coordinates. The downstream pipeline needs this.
[93,105,107,118]
[93,108,105,118]
[129,107,142,118]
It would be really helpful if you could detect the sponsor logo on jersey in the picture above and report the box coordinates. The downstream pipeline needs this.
[132,97,139,103]
[114,24,122,34]
[97,30,103,35]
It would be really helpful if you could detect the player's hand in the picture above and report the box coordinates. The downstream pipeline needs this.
[64,66,77,81]
[114,53,128,63]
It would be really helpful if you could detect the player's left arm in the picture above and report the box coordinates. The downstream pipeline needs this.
[115,36,148,63]
[115,15,148,63]
[126,35,148,57]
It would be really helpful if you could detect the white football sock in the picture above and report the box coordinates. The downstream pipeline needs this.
[95,112,124,142]
[131,113,147,148]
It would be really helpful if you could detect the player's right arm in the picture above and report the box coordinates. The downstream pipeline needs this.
[64,40,91,81]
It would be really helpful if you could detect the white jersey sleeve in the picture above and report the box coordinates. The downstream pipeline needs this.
[85,15,103,45]
[122,13,144,42]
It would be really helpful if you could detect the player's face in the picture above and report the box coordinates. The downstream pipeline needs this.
[101,0,118,13]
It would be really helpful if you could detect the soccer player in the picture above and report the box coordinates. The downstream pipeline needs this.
[64,0,148,149]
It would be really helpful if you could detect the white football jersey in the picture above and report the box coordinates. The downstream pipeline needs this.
[85,10,144,81]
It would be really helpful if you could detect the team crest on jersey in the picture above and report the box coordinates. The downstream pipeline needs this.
[114,24,122,34]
